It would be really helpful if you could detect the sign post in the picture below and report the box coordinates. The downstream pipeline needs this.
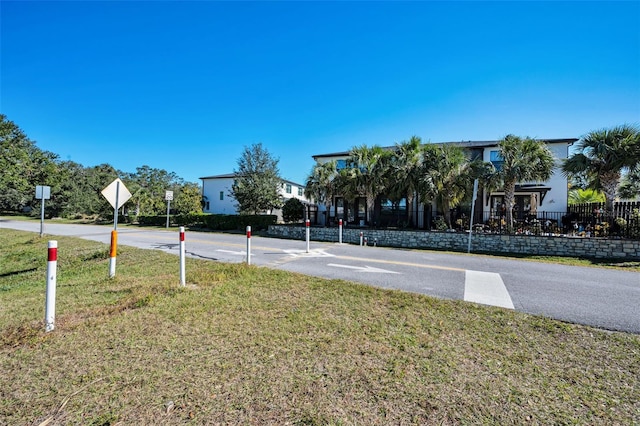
[101,178,132,278]
[165,191,174,228]
[35,185,51,237]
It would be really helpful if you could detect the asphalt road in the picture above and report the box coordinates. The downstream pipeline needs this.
[2,219,639,334]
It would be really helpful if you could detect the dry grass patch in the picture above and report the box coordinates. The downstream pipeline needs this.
[0,229,638,425]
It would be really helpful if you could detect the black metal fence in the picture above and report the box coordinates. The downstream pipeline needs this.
[451,204,639,239]
[376,203,640,240]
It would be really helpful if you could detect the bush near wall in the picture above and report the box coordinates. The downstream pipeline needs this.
[136,215,168,226]
[138,213,277,231]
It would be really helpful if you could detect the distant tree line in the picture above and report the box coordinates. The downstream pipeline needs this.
[0,114,202,220]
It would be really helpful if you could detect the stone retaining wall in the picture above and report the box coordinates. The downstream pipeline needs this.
[267,225,640,260]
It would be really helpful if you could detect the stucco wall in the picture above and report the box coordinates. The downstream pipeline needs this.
[267,225,640,260]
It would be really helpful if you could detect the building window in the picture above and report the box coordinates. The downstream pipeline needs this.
[336,159,346,170]
[298,187,303,196]
[219,191,224,200]
[490,150,503,171]
[286,184,292,194]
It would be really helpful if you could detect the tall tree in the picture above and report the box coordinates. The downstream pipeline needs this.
[562,124,640,212]
[497,135,556,231]
[305,160,338,226]
[348,144,392,226]
[126,165,182,216]
[419,143,475,229]
[173,182,203,214]
[0,114,58,212]
[231,143,283,214]
[388,136,423,227]
[334,166,360,223]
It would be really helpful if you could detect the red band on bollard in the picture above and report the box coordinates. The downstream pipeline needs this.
[306,220,310,227]
[48,247,57,262]
[247,231,251,238]
[180,232,185,242]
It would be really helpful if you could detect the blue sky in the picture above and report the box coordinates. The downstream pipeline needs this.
[2,1,639,185]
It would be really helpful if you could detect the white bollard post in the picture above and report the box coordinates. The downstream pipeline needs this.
[246,226,251,265]
[179,227,186,286]
[45,241,57,332]
[359,231,363,246]
[305,219,310,253]
[338,219,343,244]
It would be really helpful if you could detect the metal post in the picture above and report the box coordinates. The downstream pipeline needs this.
[114,181,120,231]
[246,226,251,265]
[179,226,186,286]
[305,219,310,253]
[338,219,343,244]
[40,198,45,237]
[360,231,363,246]
[45,241,57,332]
[166,199,171,228]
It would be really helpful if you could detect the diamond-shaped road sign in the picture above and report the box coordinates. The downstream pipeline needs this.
[101,178,132,209]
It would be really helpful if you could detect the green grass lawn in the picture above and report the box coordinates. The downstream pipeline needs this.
[1,229,638,425]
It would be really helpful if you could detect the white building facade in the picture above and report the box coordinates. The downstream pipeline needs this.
[200,173,310,221]
[311,138,577,228]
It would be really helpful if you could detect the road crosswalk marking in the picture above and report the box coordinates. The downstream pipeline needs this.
[464,270,514,309]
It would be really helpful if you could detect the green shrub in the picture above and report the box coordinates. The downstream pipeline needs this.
[136,213,277,230]
[282,198,305,223]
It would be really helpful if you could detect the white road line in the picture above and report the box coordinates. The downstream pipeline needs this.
[327,263,400,274]
[464,270,514,309]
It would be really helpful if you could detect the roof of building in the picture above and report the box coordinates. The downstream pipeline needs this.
[312,138,578,160]
[199,173,304,187]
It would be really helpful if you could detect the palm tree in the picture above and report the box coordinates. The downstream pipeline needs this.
[568,188,606,204]
[348,144,392,226]
[334,166,360,223]
[418,143,475,229]
[618,167,640,200]
[562,124,640,212]
[389,136,423,227]
[497,135,556,231]
[305,160,338,226]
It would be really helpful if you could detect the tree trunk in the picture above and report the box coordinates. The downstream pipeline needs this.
[600,171,620,214]
[504,180,516,233]
[406,191,415,228]
[367,191,375,226]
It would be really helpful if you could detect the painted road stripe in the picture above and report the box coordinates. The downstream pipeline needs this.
[464,270,514,309]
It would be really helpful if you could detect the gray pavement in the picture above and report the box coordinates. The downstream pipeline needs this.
[2,219,639,334]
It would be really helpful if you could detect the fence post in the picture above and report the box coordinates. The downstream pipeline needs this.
[179,227,186,286]
[45,241,57,332]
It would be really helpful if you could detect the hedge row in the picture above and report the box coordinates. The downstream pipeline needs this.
[136,213,277,231]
